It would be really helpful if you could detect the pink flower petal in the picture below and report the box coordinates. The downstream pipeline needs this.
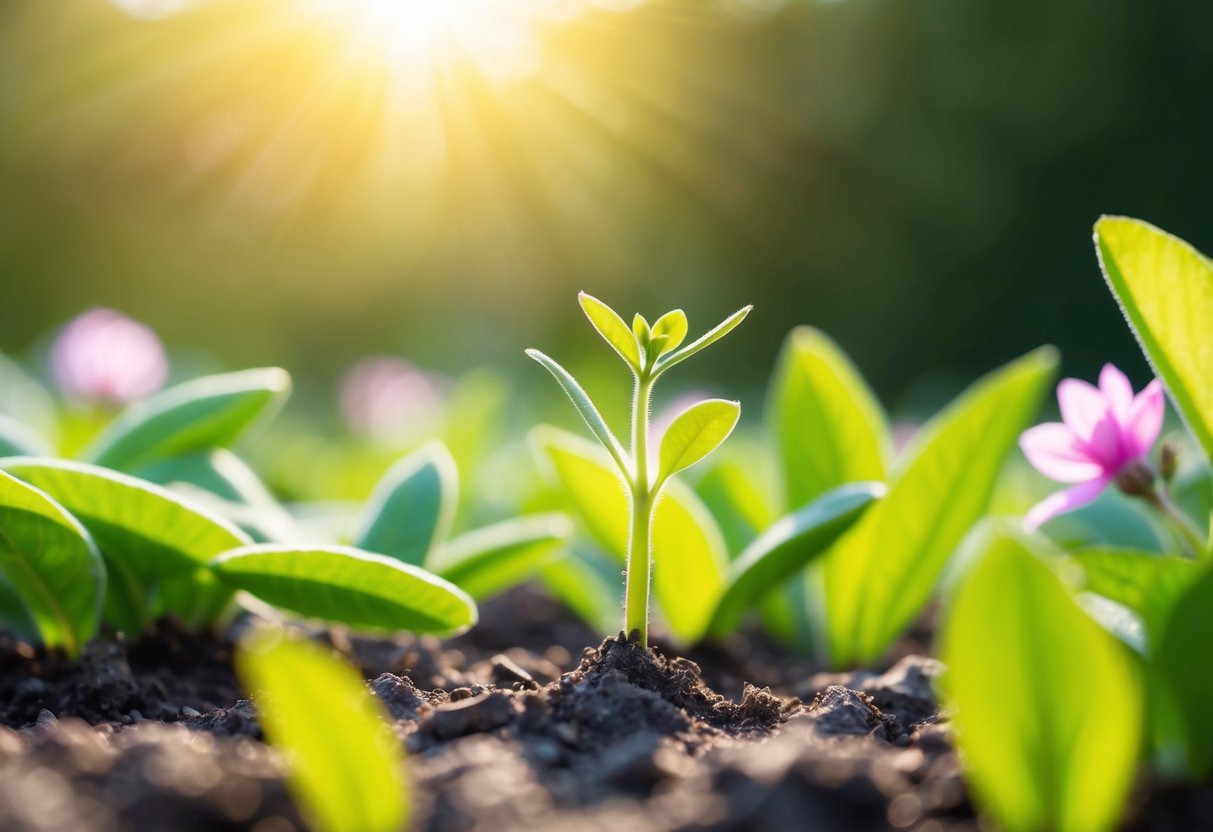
[1098,364,1134,423]
[1057,378,1108,442]
[1019,423,1104,482]
[1126,379,1165,458]
[1024,476,1113,532]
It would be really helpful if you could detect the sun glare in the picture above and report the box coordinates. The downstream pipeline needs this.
[309,0,561,84]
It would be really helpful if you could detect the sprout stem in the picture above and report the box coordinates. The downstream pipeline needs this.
[625,374,655,646]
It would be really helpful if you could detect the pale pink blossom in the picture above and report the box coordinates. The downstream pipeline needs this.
[1020,364,1164,531]
[338,357,449,442]
[51,308,168,405]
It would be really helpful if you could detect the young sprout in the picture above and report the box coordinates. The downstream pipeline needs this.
[527,293,750,646]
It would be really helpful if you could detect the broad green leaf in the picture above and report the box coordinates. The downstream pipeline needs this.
[650,310,688,354]
[539,551,619,635]
[525,350,629,473]
[138,448,299,544]
[694,447,778,556]
[0,470,104,655]
[707,482,883,638]
[212,544,477,634]
[237,628,408,832]
[1095,217,1213,464]
[0,458,251,633]
[0,413,53,458]
[532,426,727,642]
[1070,548,1198,642]
[0,574,36,638]
[657,399,741,484]
[578,292,642,370]
[939,530,1142,832]
[821,347,1057,666]
[1155,563,1213,778]
[353,442,457,567]
[655,305,751,374]
[769,327,890,509]
[428,513,572,600]
[85,368,292,472]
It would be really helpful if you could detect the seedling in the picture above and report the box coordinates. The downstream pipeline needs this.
[527,293,749,646]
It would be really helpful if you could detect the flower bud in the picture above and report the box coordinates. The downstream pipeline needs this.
[1114,460,1156,498]
[1159,441,1179,483]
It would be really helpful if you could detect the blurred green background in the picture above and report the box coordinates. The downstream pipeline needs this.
[1,0,1210,412]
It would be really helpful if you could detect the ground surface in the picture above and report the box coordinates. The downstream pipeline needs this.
[0,589,1197,831]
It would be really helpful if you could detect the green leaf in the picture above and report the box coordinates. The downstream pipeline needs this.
[538,551,620,635]
[0,351,57,442]
[236,628,409,832]
[212,544,477,634]
[1095,217,1213,464]
[769,326,890,509]
[939,529,1142,832]
[655,305,751,374]
[1070,548,1198,642]
[0,414,53,458]
[532,426,727,642]
[1154,562,1213,778]
[85,368,292,472]
[578,292,642,371]
[650,310,688,354]
[0,470,104,655]
[0,458,251,633]
[137,448,299,544]
[632,314,652,346]
[694,448,778,556]
[353,442,458,567]
[707,482,883,638]
[657,399,741,484]
[428,513,572,600]
[525,349,629,474]
[821,347,1058,666]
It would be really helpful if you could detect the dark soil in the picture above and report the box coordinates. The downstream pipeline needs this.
[0,584,1167,832]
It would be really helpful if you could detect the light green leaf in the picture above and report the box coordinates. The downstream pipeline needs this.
[538,551,620,635]
[0,457,251,633]
[651,310,688,354]
[0,470,104,655]
[212,544,477,634]
[707,482,883,638]
[85,368,292,472]
[657,399,741,484]
[1095,217,1213,463]
[1070,548,1198,642]
[578,292,642,371]
[353,442,457,567]
[821,347,1057,666]
[769,326,890,509]
[655,305,751,374]
[694,447,779,556]
[237,628,409,832]
[1155,562,1213,778]
[632,314,652,346]
[428,513,572,600]
[525,349,629,474]
[0,414,53,458]
[532,426,727,642]
[0,352,57,443]
[940,529,1142,832]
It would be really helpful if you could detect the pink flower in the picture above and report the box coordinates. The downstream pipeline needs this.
[51,308,168,406]
[338,357,449,443]
[1020,364,1164,531]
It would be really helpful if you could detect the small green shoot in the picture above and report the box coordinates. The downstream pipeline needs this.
[528,293,749,646]
[236,626,409,832]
